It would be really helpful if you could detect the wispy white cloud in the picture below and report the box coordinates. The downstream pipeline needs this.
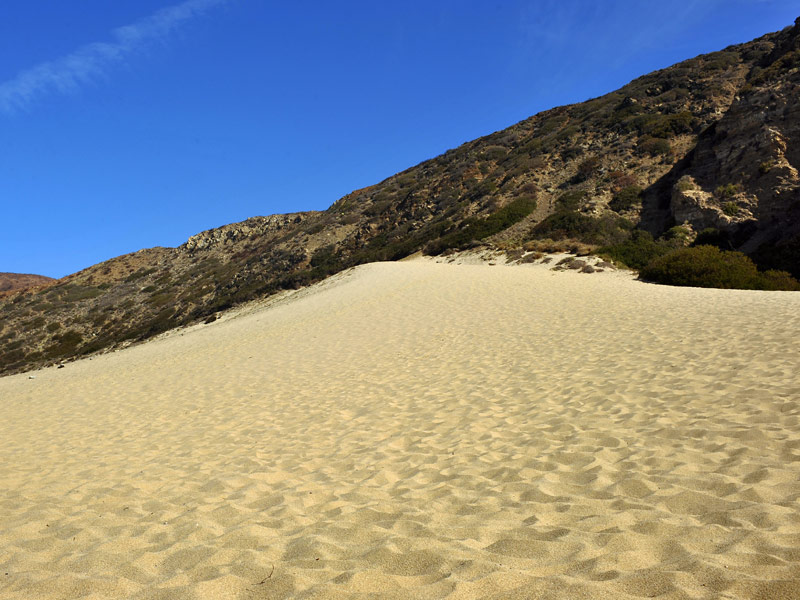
[0,0,228,115]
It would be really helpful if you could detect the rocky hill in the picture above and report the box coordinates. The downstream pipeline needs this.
[0,273,55,294]
[2,17,799,375]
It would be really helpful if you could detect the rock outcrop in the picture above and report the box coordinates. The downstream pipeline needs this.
[182,213,315,251]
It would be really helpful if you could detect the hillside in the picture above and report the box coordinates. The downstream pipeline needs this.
[0,273,55,294]
[2,17,799,375]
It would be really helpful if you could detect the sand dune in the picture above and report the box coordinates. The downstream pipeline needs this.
[1,257,799,599]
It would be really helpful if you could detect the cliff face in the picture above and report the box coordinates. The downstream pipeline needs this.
[2,18,799,375]
[665,19,800,268]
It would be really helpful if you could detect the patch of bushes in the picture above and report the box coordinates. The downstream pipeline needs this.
[44,329,84,358]
[715,183,740,199]
[607,171,638,191]
[425,195,538,254]
[530,211,632,246]
[58,285,103,302]
[749,48,800,86]
[596,230,671,270]
[758,161,773,175]
[704,51,739,71]
[481,145,508,161]
[632,111,695,138]
[663,225,692,245]
[574,156,601,182]
[0,348,26,367]
[556,190,586,211]
[30,302,56,312]
[147,292,176,308]
[466,178,498,201]
[638,136,672,157]
[304,221,327,235]
[28,316,46,328]
[560,146,583,161]
[310,245,340,272]
[515,183,539,197]
[722,202,740,217]
[609,186,643,212]
[125,268,157,282]
[640,245,800,290]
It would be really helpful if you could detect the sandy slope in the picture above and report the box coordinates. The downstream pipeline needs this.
[1,257,799,599]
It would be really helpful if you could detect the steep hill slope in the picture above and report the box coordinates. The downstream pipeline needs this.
[2,18,799,375]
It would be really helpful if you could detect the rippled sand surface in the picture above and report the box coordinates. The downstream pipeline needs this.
[1,258,799,599]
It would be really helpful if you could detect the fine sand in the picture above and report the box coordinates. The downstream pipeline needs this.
[1,257,799,599]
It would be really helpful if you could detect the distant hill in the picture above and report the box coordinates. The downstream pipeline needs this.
[0,273,55,294]
[1,17,799,375]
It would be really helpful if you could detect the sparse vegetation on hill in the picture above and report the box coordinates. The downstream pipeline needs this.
[530,211,632,246]
[2,17,800,375]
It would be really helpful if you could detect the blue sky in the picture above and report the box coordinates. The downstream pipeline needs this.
[2,1,797,278]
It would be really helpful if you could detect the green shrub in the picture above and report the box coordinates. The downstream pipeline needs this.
[638,137,672,157]
[467,178,498,200]
[44,330,84,358]
[640,245,800,290]
[481,145,508,161]
[715,183,740,199]
[596,230,671,270]
[560,146,583,161]
[304,221,327,235]
[28,316,46,328]
[310,245,340,273]
[556,190,586,211]
[704,51,739,71]
[148,292,175,307]
[609,186,643,212]
[722,202,740,216]
[575,157,601,182]
[631,111,694,138]
[761,270,800,291]
[0,348,26,366]
[663,225,692,245]
[395,174,416,188]
[124,268,157,282]
[30,302,56,312]
[57,285,103,302]
[758,161,773,175]
[749,48,800,86]
[530,211,632,246]
[676,177,695,192]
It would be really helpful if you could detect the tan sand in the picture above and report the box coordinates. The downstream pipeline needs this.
[1,257,799,599]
